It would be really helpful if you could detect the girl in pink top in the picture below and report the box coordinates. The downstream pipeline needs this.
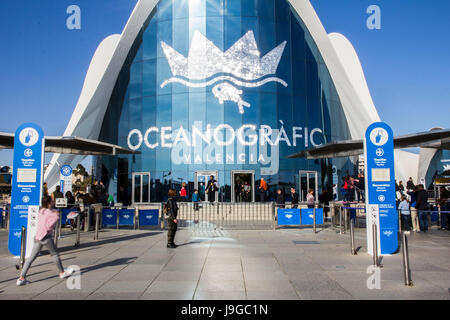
[16,195,73,286]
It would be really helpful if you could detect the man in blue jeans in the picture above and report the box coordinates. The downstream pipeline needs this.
[416,184,429,232]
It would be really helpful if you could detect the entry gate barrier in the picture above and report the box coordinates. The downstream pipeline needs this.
[174,202,276,231]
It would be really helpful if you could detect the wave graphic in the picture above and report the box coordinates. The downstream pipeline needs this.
[160,75,288,89]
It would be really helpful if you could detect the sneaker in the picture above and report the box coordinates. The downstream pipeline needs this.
[59,268,74,279]
[167,243,177,248]
[16,278,30,286]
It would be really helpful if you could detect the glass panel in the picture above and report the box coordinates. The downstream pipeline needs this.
[142,174,150,203]
[134,175,141,203]
[300,173,307,202]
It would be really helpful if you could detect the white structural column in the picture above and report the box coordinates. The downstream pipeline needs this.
[44,0,160,192]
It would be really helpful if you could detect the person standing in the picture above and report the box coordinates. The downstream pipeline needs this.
[192,189,200,211]
[408,187,420,232]
[416,184,429,232]
[319,188,331,218]
[166,189,179,248]
[16,196,73,286]
[243,181,251,202]
[259,178,268,202]
[398,195,411,233]
[406,177,415,191]
[205,175,217,203]
[51,185,64,204]
[180,183,188,202]
[235,180,242,202]
[276,188,285,209]
[438,199,449,230]
[290,188,299,208]
[306,189,315,208]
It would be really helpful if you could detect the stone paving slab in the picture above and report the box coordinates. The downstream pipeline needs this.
[0,226,449,300]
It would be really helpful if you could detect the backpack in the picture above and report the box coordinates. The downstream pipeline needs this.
[163,201,170,218]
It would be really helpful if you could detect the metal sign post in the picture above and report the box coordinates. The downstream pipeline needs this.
[8,123,45,258]
[364,122,398,255]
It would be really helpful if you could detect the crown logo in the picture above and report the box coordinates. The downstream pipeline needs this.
[160,30,288,114]
[444,164,450,171]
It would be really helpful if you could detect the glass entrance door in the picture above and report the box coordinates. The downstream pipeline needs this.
[299,171,318,203]
[231,171,255,202]
[195,171,218,202]
[132,172,150,204]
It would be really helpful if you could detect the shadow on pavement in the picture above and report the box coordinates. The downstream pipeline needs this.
[52,231,163,255]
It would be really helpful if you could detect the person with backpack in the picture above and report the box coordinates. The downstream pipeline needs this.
[16,195,74,286]
[165,189,179,248]
[398,195,411,233]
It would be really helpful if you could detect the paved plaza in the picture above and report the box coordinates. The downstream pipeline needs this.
[0,225,449,300]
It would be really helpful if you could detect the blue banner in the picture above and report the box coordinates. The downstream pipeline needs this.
[365,122,398,254]
[277,209,300,225]
[118,209,135,226]
[139,209,159,226]
[8,123,44,256]
[102,208,117,226]
[300,208,324,225]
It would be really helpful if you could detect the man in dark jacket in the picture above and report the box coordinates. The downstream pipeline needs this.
[276,188,285,209]
[406,177,415,191]
[290,188,299,208]
[416,184,429,232]
[166,189,179,248]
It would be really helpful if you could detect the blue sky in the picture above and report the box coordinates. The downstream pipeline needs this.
[0,0,449,167]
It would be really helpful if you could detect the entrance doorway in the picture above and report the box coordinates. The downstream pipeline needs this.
[299,171,318,202]
[195,171,218,202]
[132,172,150,204]
[231,171,255,202]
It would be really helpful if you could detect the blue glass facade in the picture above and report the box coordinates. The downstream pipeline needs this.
[98,0,353,202]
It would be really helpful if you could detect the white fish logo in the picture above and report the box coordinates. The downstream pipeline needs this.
[106,214,113,219]
[161,30,287,114]
[123,215,130,219]
[285,214,293,219]
[13,232,21,238]
[383,230,393,237]
[146,215,153,220]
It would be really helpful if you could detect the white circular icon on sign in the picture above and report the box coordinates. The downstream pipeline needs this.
[378,195,385,202]
[24,148,33,157]
[19,128,39,147]
[22,195,30,203]
[369,128,389,146]
[375,148,384,157]
[61,165,72,177]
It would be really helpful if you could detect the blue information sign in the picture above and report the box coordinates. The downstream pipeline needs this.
[102,208,117,226]
[8,123,45,256]
[277,209,301,225]
[118,209,135,226]
[300,208,324,225]
[364,122,398,255]
[139,209,159,226]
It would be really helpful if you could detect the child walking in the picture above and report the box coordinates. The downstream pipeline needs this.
[16,195,73,286]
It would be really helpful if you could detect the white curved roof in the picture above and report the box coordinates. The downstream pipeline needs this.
[45,0,384,190]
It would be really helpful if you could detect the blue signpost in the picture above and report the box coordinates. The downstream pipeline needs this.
[364,122,398,255]
[8,123,45,257]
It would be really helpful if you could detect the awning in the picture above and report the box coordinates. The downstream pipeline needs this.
[288,128,450,160]
[0,132,139,155]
